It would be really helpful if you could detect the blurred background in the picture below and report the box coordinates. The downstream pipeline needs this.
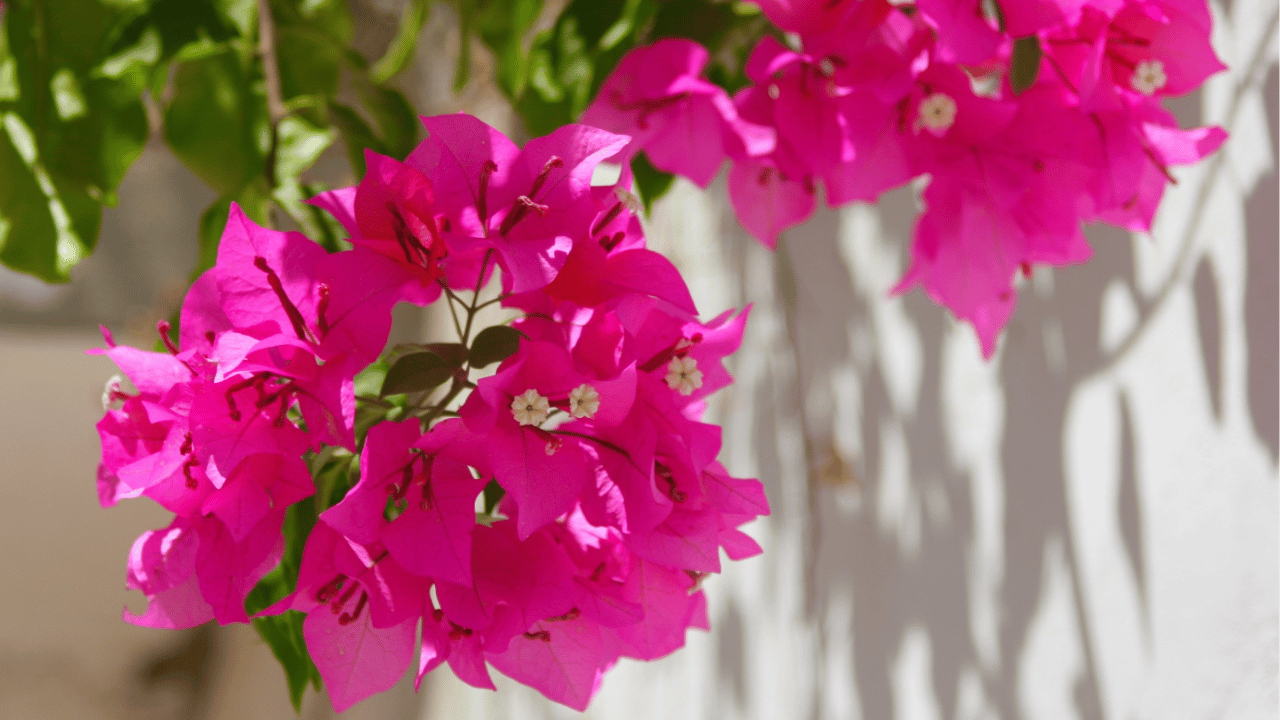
[0,0,1275,718]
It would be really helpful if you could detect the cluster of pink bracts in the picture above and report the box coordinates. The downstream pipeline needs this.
[585,0,1227,355]
[95,0,1229,711]
[95,114,768,711]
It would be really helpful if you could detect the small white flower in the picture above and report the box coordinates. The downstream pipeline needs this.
[917,93,957,135]
[510,389,550,426]
[664,357,704,396]
[1131,59,1167,96]
[545,440,560,456]
[102,374,125,411]
[569,384,601,419]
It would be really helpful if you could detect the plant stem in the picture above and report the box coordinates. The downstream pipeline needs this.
[418,378,466,425]
[257,0,287,188]
[438,280,466,339]
[461,249,494,345]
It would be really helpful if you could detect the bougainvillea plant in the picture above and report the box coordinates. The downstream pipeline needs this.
[96,114,767,710]
[0,0,1225,712]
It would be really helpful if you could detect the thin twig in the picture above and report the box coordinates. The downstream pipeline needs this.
[461,249,495,345]
[417,379,467,425]
[257,0,287,187]
[475,292,513,311]
[437,280,466,339]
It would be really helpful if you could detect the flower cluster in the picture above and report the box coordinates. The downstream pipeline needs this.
[584,0,1227,356]
[95,113,768,712]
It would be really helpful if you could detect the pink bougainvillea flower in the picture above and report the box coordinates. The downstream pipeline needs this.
[308,151,447,305]
[1043,0,1226,110]
[744,36,856,182]
[291,522,427,713]
[914,0,1002,64]
[460,340,638,538]
[98,103,771,715]
[433,518,579,644]
[582,38,774,187]
[123,518,214,629]
[1084,99,1227,231]
[895,78,1100,356]
[727,86,817,247]
[745,0,872,36]
[402,114,629,294]
[486,612,620,711]
[322,418,486,586]
[125,511,285,627]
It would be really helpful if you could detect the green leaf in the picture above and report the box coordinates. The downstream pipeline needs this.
[650,0,737,47]
[119,0,242,59]
[314,452,356,511]
[473,0,542,97]
[469,325,522,369]
[454,0,473,92]
[0,0,146,278]
[356,81,418,160]
[197,197,233,275]
[329,101,385,176]
[370,0,428,84]
[482,477,504,514]
[630,151,674,214]
[251,612,321,712]
[164,44,269,195]
[421,342,469,368]
[275,26,342,100]
[274,114,335,182]
[96,26,161,80]
[354,356,390,398]
[245,499,316,615]
[382,351,455,396]
[50,68,87,120]
[0,112,96,282]
[0,56,17,102]
[504,0,660,135]
[1010,35,1042,95]
[269,0,354,46]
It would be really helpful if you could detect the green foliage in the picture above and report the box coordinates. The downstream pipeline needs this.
[0,0,147,281]
[164,45,269,195]
[370,0,429,84]
[469,324,523,369]
[252,611,321,712]
[246,500,321,712]
[457,0,768,207]
[630,151,674,215]
[1010,35,1042,94]
[382,350,458,396]
[15,1,782,709]
[0,0,429,283]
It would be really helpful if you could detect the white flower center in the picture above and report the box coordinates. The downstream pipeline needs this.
[569,384,600,419]
[917,93,957,135]
[1131,59,1167,96]
[767,83,781,100]
[102,374,125,411]
[511,389,550,426]
[614,186,643,214]
[664,357,704,396]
